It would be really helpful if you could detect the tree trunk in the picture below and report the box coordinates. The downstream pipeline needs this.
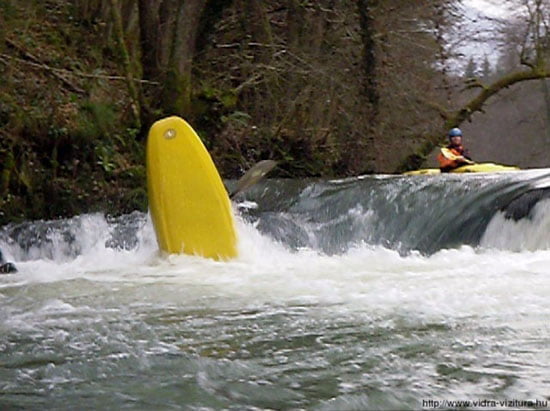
[0,8,5,48]
[358,0,379,111]
[196,0,235,52]
[287,0,305,51]
[158,0,179,70]
[247,0,273,45]
[357,0,378,172]
[541,79,550,143]
[238,0,273,63]
[164,0,207,116]
[138,0,161,81]
[75,0,111,26]
[109,0,141,128]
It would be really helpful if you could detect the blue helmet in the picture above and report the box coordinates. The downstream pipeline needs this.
[448,128,462,138]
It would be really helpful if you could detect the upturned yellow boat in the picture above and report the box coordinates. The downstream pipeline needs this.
[146,116,238,260]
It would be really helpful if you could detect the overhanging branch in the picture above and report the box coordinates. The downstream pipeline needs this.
[395,67,550,173]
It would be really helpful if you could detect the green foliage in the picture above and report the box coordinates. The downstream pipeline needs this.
[222,111,251,127]
[0,0,153,224]
[200,85,238,109]
[79,101,117,139]
[0,0,16,21]
[94,142,117,173]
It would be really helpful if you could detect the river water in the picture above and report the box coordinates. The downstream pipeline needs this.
[1,170,550,410]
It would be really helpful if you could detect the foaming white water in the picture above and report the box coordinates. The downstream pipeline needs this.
[481,199,550,251]
[3,213,550,327]
[0,213,158,286]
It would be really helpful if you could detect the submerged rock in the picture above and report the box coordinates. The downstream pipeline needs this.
[502,187,550,221]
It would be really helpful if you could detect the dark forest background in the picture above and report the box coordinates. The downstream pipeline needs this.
[1,0,549,224]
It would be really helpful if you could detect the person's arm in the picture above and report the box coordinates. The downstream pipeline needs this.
[438,149,458,171]
[441,148,473,164]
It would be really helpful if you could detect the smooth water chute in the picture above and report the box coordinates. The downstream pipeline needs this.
[236,170,550,255]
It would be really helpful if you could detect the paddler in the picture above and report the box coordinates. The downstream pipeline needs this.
[0,248,17,274]
[437,128,473,172]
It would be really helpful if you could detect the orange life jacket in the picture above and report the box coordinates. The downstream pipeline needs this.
[437,146,468,172]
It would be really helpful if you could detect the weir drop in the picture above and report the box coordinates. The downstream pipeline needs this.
[1,169,550,409]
